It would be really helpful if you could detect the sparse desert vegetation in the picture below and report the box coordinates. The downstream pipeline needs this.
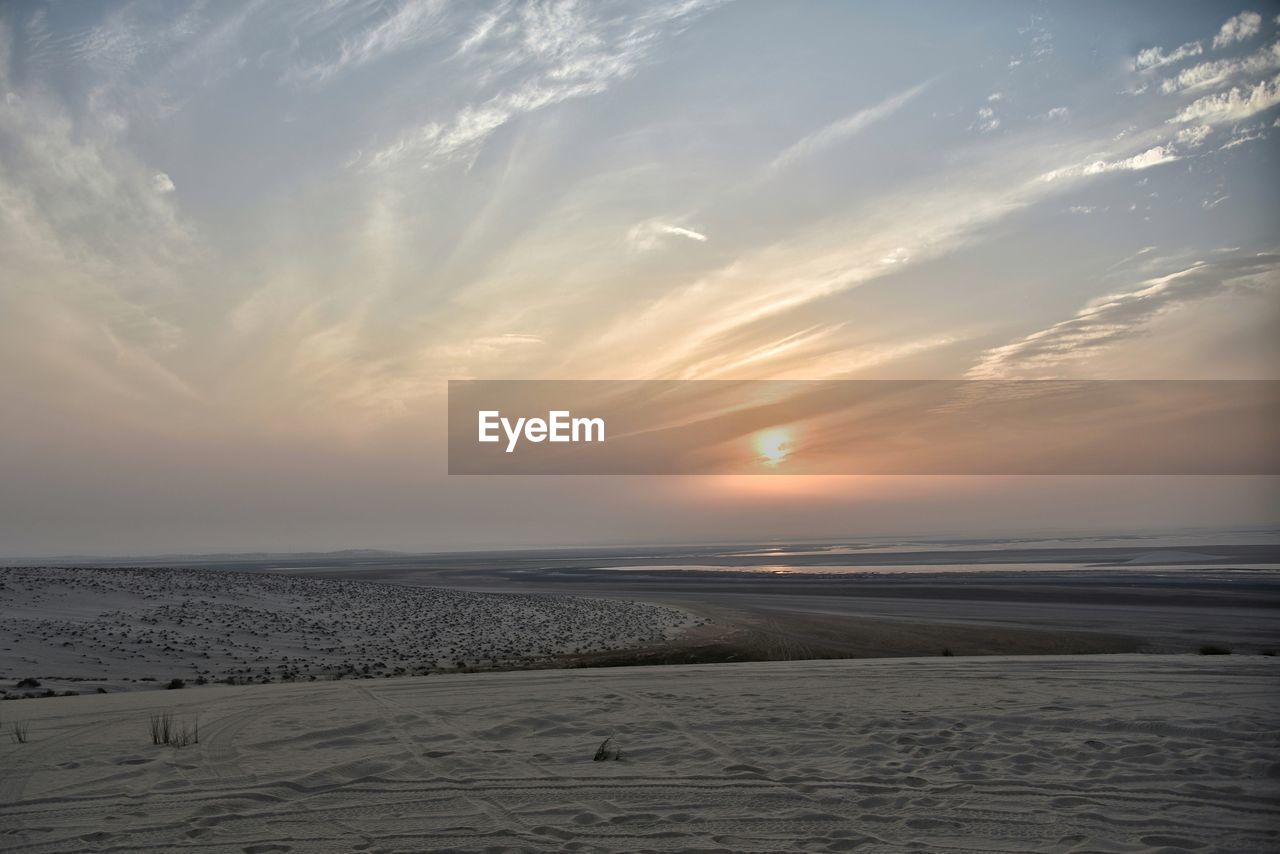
[149,711,198,747]
[592,735,623,761]
[0,566,699,694]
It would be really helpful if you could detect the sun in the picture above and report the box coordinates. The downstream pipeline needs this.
[755,427,793,466]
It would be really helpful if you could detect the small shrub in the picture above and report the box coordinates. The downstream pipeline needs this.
[150,712,198,747]
[1199,645,1232,655]
[592,736,623,761]
[10,721,29,744]
[166,678,185,690]
[170,719,199,748]
[150,712,173,745]
[15,678,39,689]
[941,647,954,657]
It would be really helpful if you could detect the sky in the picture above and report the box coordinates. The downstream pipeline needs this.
[0,0,1277,556]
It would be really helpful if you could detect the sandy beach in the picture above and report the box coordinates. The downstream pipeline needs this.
[7,562,1276,850]
[77,540,1276,658]
[3,656,1277,852]
[3,558,1278,852]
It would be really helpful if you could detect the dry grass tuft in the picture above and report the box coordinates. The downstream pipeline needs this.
[593,735,623,761]
[150,712,199,747]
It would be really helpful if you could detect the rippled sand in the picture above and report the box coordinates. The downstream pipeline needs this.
[2,656,1277,852]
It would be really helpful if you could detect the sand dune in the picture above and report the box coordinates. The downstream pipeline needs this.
[0,567,698,694]
[2,656,1277,852]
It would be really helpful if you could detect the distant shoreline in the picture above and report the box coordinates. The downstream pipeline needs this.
[6,551,1278,699]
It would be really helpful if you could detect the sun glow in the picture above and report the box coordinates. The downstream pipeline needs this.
[755,427,793,466]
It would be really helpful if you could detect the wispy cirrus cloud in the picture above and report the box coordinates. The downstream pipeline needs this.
[1040,145,1179,182]
[968,253,1280,379]
[289,0,451,84]
[1161,40,1280,93]
[1133,10,1264,77]
[1171,73,1280,125]
[1220,128,1266,149]
[366,78,611,172]
[627,220,709,252]
[1141,11,1279,148]
[1175,124,1213,146]
[69,9,147,74]
[362,0,720,172]
[1082,145,1180,174]
[67,1,212,80]
[568,128,1206,383]
[0,37,199,408]
[768,79,932,172]
[455,3,511,55]
[1213,10,1263,49]
[973,104,1000,133]
[1134,40,1203,72]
